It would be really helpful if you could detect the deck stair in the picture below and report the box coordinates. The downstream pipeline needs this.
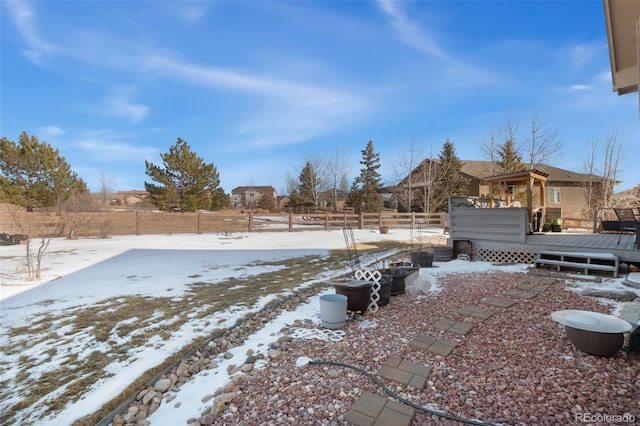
[534,250,619,278]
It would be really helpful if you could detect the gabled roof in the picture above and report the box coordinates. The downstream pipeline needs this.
[403,159,603,185]
[231,186,276,194]
[460,160,602,184]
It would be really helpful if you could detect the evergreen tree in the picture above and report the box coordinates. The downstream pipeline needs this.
[144,138,226,212]
[497,139,523,173]
[431,139,468,212]
[348,140,383,213]
[298,161,318,212]
[0,132,87,211]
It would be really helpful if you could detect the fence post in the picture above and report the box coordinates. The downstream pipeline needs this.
[379,211,383,229]
[359,212,364,229]
[135,211,141,236]
[324,213,328,231]
[343,212,347,228]
[248,211,253,232]
[197,211,202,234]
[593,207,598,234]
[289,211,293,231]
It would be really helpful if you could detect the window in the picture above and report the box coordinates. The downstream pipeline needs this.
[548,188,561,204]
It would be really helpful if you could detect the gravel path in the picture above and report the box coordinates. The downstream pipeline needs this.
[215,269,639,425]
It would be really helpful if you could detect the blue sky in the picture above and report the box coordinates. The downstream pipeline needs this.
[1,0,638,194]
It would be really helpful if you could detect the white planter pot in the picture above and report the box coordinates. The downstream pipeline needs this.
[319,294,348,329]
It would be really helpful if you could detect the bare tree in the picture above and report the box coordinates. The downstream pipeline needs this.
[9,208,57,280]
[325,147,349,212]
[60,190,101,239]
[582,137,599,217]
[582,131,622,218]
[391,138,423,212]
[601,131,621,209]
[98,172,115,208]
[479,128,501,176]
[526,111,561,169]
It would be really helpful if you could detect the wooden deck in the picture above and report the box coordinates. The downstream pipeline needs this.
[464,232,640,264]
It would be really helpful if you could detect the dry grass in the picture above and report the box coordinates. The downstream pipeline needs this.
[0,241,410,425]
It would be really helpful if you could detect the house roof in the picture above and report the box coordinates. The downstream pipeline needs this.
[401,159,603,185]
[604,0,640,96]
[459,160,601,184]
[231,186,276,194]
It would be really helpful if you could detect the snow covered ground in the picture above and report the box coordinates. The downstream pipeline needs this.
[1,228,637,425]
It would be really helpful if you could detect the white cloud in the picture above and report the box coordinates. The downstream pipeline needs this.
[102,95,149,123]
[143,55,369,148]
[569,84,593,91]
[72,131,158,163]
[37,126,65,138]
[377,0,449,61]
[4,0,60,64]
[377,0,497,88]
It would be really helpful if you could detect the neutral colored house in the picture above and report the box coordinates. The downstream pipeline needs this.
[397,160,607,218]
[231,186,277,210]
[111,190,151,207]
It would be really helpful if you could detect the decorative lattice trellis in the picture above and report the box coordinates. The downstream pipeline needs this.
[473,248,537,264]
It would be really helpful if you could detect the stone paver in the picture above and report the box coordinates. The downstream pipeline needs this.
[409,334,456,356]
[345,391,415,426]
[432,318,473,335]
[516,282,549,292]
[504,290,537,299]
[620,301,640,326]
[459,306,495,319]
[376,356,431,390]
[481,297,517,308]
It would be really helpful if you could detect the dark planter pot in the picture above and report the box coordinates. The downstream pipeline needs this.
[410,252,433,268]
[377,275,393,306]
[565,326,625,357]
[380,268,409,296]
[551,224,562,233]
[393,262,420,276]
[433,246,453,262]
[333,280,372,313]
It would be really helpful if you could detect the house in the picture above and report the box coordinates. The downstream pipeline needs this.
[111,190,151,207]
[317,189,348,211]
[397,159,607,218]
[231,186,277,210]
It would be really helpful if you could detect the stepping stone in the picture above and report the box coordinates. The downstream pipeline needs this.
[345,391,415,426]
[482,297,517,308]
[504,290,537,299]
[409,334,456,357]
[459,306,495,320]
[377,356,431,390]
[527,276,557,285]
[516,283,549,293]
[432,318,473,335]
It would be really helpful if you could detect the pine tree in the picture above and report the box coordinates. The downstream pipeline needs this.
[144,138,227,212]
[298,161,318,212]
[348,140,383,213]
[431,139,468,212]
[497,139,523,173]
[0,132,87,211]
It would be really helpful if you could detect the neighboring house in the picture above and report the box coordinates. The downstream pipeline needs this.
[231,186,277,210]
[317,189,348,211]
[111,190,151,207]
[397,159,608,218]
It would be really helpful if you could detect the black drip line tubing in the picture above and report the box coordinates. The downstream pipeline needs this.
[308,360,491,426]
